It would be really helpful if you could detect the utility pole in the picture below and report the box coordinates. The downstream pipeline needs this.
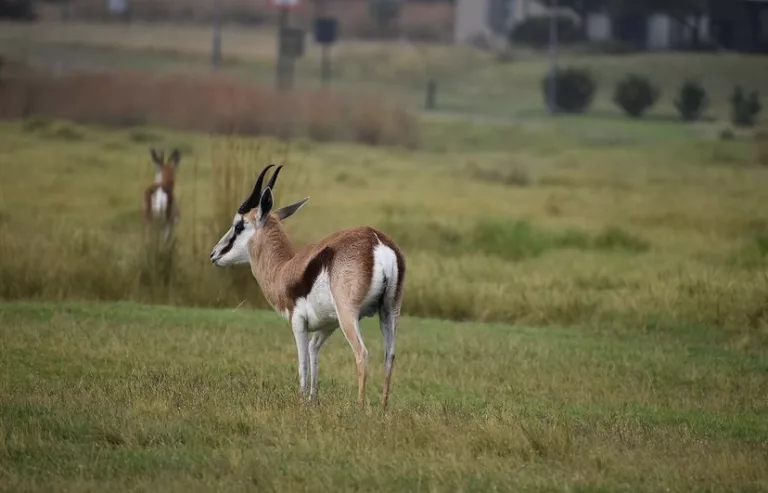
[272,0,303,91]
[316,0,329,86]
[211,0,222,70]
[547,0,559,115]
[276,6,291,90]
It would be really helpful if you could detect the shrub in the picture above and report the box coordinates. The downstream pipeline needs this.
[613,74,660,118]
[731,86,762,127]
[593,226,650,252]
[509,16,585,48]
[675,79,708,122]
[540,67,597,114]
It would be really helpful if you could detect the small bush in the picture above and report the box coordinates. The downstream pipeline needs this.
[731,86,762,127]
[540,67,597,114]
[509,16,585,48]
[593,226,650,252]
[472,220,591,261]
[675,79,708,122]
[729,233,768,268]
[613,74,660,118]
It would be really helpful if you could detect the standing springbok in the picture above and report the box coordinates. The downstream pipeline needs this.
[143,148,181,242]
[209,165,406,409]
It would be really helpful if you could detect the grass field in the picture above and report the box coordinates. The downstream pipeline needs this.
[1,300,767,492]
[2,21,768,120]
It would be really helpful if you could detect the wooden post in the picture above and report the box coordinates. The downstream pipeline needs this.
[211,0,222,70]
[547,0,559,115]
[425,78,437,110]
[276,7,293,91]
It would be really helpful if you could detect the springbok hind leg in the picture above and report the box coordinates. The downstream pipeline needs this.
[379,306,398,409]
[335,305,368,409]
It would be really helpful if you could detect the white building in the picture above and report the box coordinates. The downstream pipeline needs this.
[455,0,716,51]
[454,0,554,45]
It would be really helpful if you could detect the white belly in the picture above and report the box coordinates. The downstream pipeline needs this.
[151,189,168,218]
[293,270,337,331]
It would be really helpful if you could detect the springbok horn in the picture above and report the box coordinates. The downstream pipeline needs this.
[265,165,284,194]
[239,164,274,214]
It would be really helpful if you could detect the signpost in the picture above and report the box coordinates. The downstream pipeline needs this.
[314,17,338,86]
[270,0,304,91]
[547,0,559,115]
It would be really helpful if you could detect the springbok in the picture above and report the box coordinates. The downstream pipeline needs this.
[143,148,181,242]
[209,165,406,409]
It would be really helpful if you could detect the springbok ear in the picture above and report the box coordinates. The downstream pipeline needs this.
[257,187,274,227]
[275,197,310,221]
[150,148,164,167]
[168,148,181,168]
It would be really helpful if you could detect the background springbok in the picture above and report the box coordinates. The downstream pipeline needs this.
[143,148,181,242]
[209,165,406,409]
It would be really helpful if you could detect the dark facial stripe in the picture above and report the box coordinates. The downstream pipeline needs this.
[219,219,244,256]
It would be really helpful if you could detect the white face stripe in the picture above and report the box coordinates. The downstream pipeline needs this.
[211,213,252,266]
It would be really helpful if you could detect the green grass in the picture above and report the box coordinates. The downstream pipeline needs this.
[1,300,766,492]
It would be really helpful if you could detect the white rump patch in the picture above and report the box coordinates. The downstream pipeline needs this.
[292,239,399,331]
[359,242,399,317]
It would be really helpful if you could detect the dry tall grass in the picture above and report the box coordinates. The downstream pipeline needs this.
[0,65,419,148]
[1,115,768,340]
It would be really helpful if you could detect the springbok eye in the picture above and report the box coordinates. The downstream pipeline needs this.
[234,221,245,235]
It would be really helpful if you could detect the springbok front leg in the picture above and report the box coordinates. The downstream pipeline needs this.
[335,304,368,409]
[291,316,310,397]
[308,328,334,404]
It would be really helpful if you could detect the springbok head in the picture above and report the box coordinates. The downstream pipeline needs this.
[210,164,309,267]
[150,148,181,187]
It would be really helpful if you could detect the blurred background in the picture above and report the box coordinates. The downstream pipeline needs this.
[0,0,767,327]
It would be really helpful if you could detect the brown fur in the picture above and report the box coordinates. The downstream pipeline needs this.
[245,212,402,318]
